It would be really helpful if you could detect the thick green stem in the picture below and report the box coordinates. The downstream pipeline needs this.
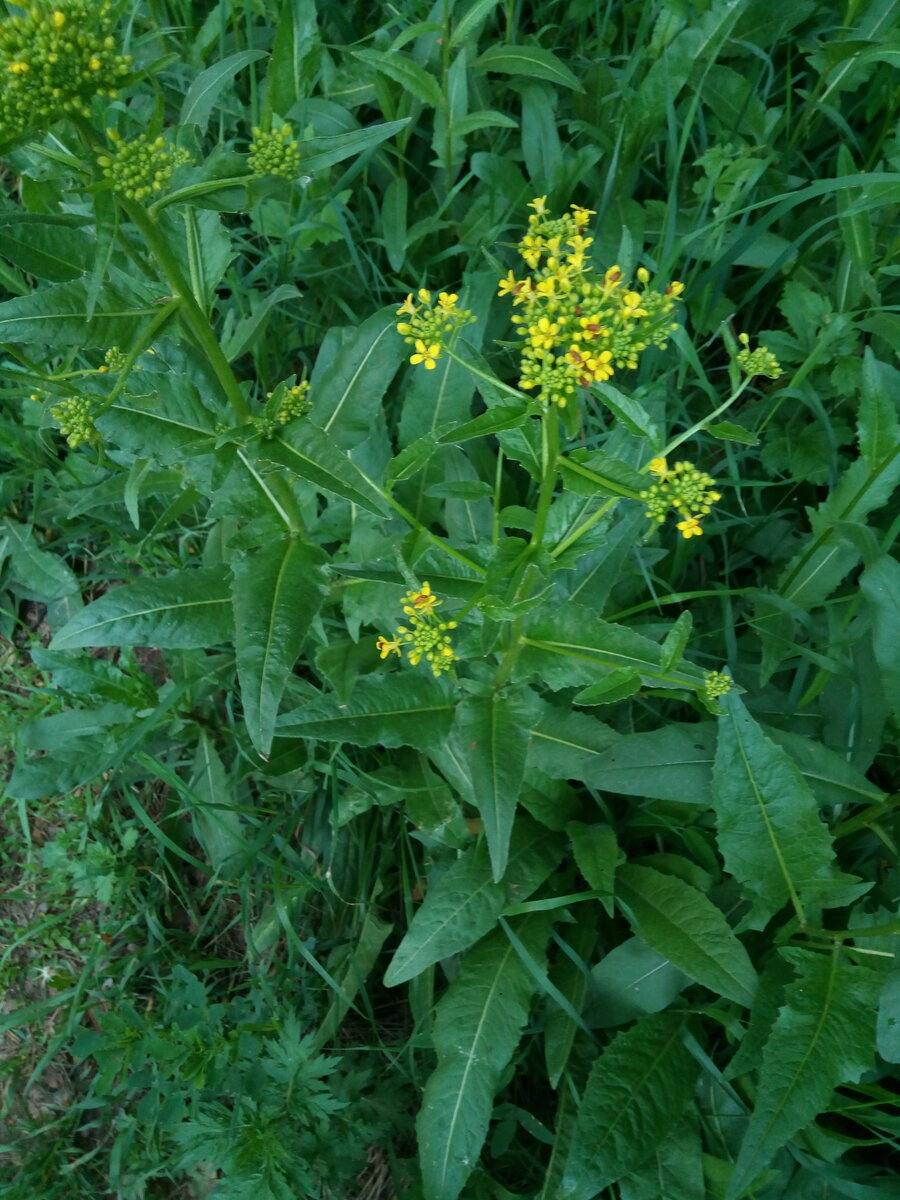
[117,198,250,422]
[530,406,559,550]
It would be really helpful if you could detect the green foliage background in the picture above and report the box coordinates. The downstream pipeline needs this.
[1,1,899,1198]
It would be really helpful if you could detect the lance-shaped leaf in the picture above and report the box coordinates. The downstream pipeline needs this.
[860,554,900,724]
[296,119,411,173]
[616,864,757,1008]
[450,690,533,881]
[232,539,327,755]
[559,1012,697,1200]
[310,307,404,449]
[179,49,267,131]
[473,44,583,91]
[50,566,232,650]
[277,674,456,752]
[726,949,883,1200]
[417,912,553,1200]
[711,693,869,929]
[384,819,562,987]
[0,276,155,346]
[520,605,705,692]
[98,377,216,465]
[259,421,390,516]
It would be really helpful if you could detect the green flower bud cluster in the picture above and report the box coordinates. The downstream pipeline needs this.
[703,670,732,700]
[103,345,127,371]
[736,332,782,380]
[50,395,101,450]
[275,381,311,423]
[248,124,300,179]
[98,130,192,201]
[0,2,132,140]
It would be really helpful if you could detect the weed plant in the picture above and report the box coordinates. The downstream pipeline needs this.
[1,1,899,1198]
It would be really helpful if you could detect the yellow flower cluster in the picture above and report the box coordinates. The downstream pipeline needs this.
[396,289,476,371]
[98,130,192,201]
[736,332,783,380]
[499,197,684,409]
[376,583,459,677]
[640,457,721,539]
[0,2,131,140]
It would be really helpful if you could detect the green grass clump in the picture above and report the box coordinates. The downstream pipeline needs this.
[1,1,899,1197]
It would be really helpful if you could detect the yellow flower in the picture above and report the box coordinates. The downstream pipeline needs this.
[376,635,402,659]
[528,317,559,350]
[396,293,417,317]
[498,270,525,298]
[622,291,648,318]
[648,456,671,480]
[437,292,459,312]
[636,267,650,284]
[402,582,441,617]
[677,516,704,539]
[417,287,432,304]
[666,280,685,298]
[410,340,441,369]
[570,203,597,226]
[528,195,548,215]
[51,10,66,28]
[8,61,29,74]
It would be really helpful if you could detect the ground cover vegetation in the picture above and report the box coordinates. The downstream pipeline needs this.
[1,0,899,1196]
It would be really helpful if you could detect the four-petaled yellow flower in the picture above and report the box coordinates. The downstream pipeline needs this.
[648,456,671,480]
[677,516,704,538]
[410,340,441,369]
[376,635,402,659]
[528,195,548,215]
[396,293,417,317]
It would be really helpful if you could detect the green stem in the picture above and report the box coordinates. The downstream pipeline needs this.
[530,406,559,549]
[551,496,618,559]
[147,175,252,220]
[118,198,250,422]
[660,377,751,459]
[444,346,529,404]
[95,297,183,414]
[378,490,486,576]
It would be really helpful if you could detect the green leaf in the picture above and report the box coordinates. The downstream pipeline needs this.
[180,50,268,132]
[660,610,693,672]
[381,175,407,273]
[726,949,882,1200]
[450,691,533,881]
[232,539,327,756]
[450,0,503,48]
[277,674,456,751]
[860,554,900,724]
[572,669,642,706]
[705,420,759,444]
[619,1114,705,1200]
[449,109,519,136]
[559,1013,697,1200]
[98,377,215,465]
[310,307,405,449]
[297,119,411,173]
[591,382,660,442]
[50,566,232,651]
[268,0,320,114]
[711,693,870,929]
[0,276,154,346]
[520,605,704,692]
[417,912,553,1200]
[3,519,79,600]
[352,48,445,109]
[544,912,597,1086]
[587,938,690,1029]
[859,350,900,470]
[0,220,95,282]
[258,421,390,515]
[384,819,562,987]
[877,968,900,1064]
[473,44,583,91]
[527,702,621,782]
[568,822,621,914]
[616,864,757,1007]
[221,283,302,362]
[189,730,244,876]
[777,449,900,609]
